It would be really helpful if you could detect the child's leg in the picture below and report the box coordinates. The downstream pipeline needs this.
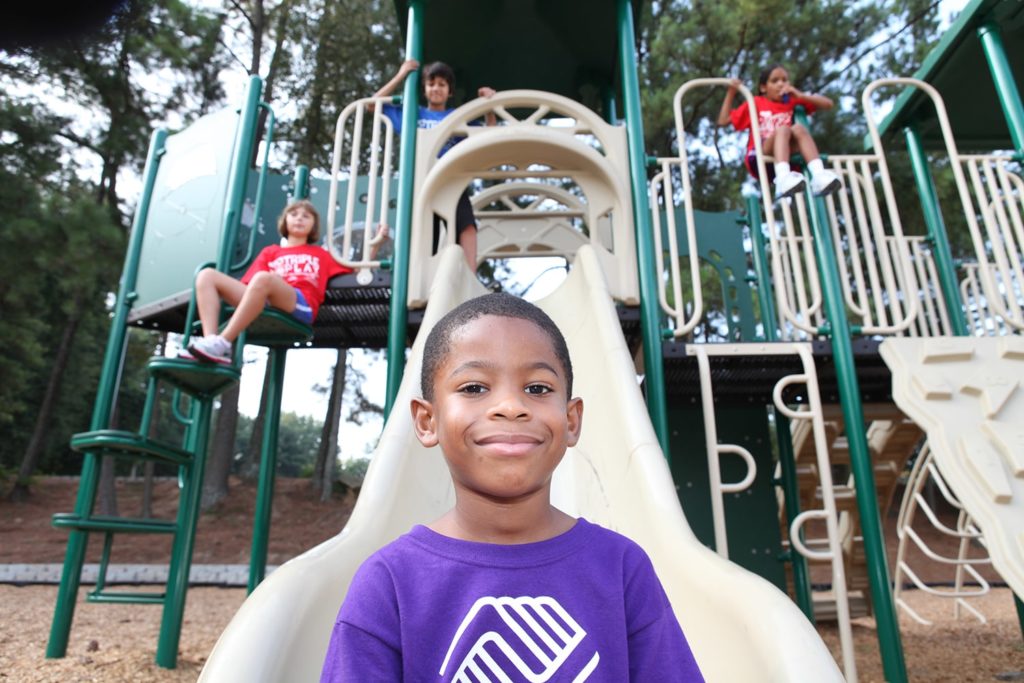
[458,226,477,270]
[194,268,248,337]
[455,189,478,270]
[220,271,297,341]
[789,123,821,163]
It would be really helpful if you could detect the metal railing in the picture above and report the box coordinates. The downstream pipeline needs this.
[864,78,1024,332]
[687,343,857,682]
[892,441,991,625]
[327,96,396,283]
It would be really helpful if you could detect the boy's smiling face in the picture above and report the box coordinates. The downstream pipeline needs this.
[412,315,583,505]
[423,75,451,110]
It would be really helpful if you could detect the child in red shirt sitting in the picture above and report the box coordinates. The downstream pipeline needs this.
[717,64,842,200]
[184,199,385,364]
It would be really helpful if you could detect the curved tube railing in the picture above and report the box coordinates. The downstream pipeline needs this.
[864,78,1024,331]
[326,96,395,283]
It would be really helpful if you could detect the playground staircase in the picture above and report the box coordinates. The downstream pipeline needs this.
[48,308,311,669]
[47,355,240,667]
[785,404,923,618]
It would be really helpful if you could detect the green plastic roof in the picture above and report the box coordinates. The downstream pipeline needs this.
[873,0,1024,151]
[391,0,644,113]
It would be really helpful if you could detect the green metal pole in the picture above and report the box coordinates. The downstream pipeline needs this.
[156,397,214,669]
[217,75,264,271]
[745,195,780,338]
[248,346,288,593]
[902,125,968,335]
[293,165,310,200]
[384,0,424,419]
[744,195,814,620]
[806,194,908,682]
[47,128,168,659]
[616,0,670,454]
[978,22,1024,155]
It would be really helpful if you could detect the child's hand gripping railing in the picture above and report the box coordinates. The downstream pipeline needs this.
[327,96,396,285]
[892,441,992,626]
[668,78,825,339]
[864,78,1024,332]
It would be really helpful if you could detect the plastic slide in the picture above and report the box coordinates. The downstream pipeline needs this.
[200,245,842,682]
[880,336,1024,597]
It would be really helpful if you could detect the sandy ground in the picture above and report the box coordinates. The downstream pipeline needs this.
[0,585,1021,681]
[2,478,1023,680]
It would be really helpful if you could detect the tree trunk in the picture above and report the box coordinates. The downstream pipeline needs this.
[202,383,240,510]
[313,349,347,500]
[239,361,273,480]
[140,461,155,518]
[97,455,119,517]
[7,293,84,501]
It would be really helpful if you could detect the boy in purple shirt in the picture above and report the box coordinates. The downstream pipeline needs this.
[321,293,704,681]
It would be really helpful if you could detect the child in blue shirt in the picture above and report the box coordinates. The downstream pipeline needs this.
[373,59,496,270]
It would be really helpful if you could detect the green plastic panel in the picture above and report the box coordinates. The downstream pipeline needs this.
[667,402,788,591]
[659,208,759,341]
[131,107,239,318]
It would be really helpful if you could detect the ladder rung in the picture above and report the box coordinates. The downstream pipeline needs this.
[87,590,165,605]
[51,514,176,534]
[70,430,192,466]
[147,356,240,398]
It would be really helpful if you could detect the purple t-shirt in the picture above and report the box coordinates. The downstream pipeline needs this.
[320,518,704,682]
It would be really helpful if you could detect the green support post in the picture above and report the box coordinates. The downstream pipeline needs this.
[217,75,264,271]
[902,125,968,335]
[384,0,424,419]
[293,165,310,200]
[616,0,670,454]
[744,195,814,621]
[248,346,288,592]
[745,195,779,338]
[156,397,214,668]
[978,22,1024,155]
[47,128,168,659]
[805,194,907,682]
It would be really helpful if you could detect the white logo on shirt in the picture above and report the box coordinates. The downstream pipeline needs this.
[758,110,794,140]
[439,595,600,682]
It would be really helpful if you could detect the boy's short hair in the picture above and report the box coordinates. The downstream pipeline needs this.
[277,198,321,244]
[423,61,455,90]
[420,293,573,401]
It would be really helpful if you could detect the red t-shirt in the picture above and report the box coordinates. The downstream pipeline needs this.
[729,95,818,152]
[241,243,352,321]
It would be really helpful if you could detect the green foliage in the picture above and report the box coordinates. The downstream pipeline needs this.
[234,410,324,477]
[338,457,369,485]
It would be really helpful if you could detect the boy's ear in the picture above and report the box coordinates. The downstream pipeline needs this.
[565,397,583,448]
[410,397,439,447]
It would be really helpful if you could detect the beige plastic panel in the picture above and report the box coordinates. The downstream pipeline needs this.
[880,336,1024,596]
[407,90,638,307]
[200,246,841,683]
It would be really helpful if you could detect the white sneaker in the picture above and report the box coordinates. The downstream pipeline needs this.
[811,169,842,197]
[187,335,233,365]
[774,171,806,200]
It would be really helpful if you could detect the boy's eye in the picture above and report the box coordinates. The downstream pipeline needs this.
[525,384,553,396]
[458,383,487,395]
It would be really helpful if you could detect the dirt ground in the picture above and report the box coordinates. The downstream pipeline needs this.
[1,477,1022,681]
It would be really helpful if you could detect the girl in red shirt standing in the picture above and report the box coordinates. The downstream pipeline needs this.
[184,199,385,364]
[717,64,842,201]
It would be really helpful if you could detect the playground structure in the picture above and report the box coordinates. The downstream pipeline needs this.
[44,0,1024,681]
